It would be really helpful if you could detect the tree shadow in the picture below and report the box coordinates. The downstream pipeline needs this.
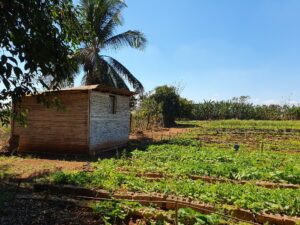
[0,163,64,183]
[174,123,198,128]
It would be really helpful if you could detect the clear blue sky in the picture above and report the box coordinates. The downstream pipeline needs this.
[75,0,300,104]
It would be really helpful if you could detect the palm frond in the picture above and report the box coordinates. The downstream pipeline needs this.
[97,6,124,44]
[72,47,96,74]
[81,54,115,87]
[104,30,147,50]
[107,65,129,90]
[82,0,126,43]
[99,0,126,30]
[76,0,146,92]
[104,56,144,93]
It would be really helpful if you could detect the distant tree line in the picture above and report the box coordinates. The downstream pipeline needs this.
[132,86,300,129]
[187,96,300,121]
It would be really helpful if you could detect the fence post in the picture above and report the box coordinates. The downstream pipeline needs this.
[175,201,178,225]
[116,148,120,159]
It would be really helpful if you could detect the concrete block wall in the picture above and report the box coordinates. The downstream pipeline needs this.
[89,91,130,153]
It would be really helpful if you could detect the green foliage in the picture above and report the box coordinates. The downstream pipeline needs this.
[178,208,221,225]
[0,0,82,125]
[183,119,300,130]
[151,85,180,127]
[51,166,300,216]
[178,97,194,120]
[92,201,172,225]
[52,171,94,186]
[130,143,300,184]
[92,201,130,225]
[133,85,181,128]
[46,121,300,217]
[49,139,300,216]
[132,97,162,130]
[74,0,147,93]
[191,96,300,120]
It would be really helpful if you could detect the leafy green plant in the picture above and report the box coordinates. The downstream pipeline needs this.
[178,208,221,225]
[92,201,129,225]
[45,121,300,217]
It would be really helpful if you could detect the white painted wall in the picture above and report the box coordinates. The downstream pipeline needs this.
[89,91,130,153]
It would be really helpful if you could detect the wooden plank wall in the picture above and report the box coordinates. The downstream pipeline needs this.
[13,91,89,154]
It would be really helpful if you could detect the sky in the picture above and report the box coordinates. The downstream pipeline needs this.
[75,0,300,104]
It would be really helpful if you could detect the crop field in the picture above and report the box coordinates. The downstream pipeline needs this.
[179,120,300,152]
[1,120,300,224]
[36,120,299,224]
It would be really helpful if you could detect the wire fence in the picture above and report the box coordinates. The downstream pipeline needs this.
[1,180,262,225]
[74,195,261,225]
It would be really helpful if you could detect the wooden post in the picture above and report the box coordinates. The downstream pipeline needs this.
[116,148,120,159]
[175,201,178,225]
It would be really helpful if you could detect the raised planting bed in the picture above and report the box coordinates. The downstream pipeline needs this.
[119,170,300,189]
[33,183,300,225]
[122,143,300,185]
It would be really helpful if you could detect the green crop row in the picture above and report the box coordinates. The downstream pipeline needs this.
[173,120,300,154]
[122,142,300,184]
[91,201,250,225]
[49,165,300,216]
[179,120,300,130]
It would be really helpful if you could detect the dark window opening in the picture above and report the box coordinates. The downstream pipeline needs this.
[109,95,116,114]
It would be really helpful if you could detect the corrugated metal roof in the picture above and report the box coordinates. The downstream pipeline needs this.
[62,85,100,91]
[61,84,136,96]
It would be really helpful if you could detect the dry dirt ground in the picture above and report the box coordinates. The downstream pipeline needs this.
[130,127,189,141]
[0,127,188,180]
[0,157,85,180]
[0,127,187,225]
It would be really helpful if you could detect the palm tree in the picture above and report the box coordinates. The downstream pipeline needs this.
[75,0,147,93]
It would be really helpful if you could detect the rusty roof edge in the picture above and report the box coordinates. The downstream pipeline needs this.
[60,84,137,96]
[25,85,137,97]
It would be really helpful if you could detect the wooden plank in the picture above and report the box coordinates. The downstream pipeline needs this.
[13,92,89,154]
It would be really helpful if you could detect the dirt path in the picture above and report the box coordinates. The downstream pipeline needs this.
[130,127,189,141]
[0,127,190,180]
[0,157,86,180]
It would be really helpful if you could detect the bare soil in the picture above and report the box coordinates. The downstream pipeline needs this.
[129,127,189,141]
[0,157,86,181]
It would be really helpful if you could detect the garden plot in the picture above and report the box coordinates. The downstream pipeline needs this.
[179,120,300,152]
[2,120,300,224]
[47,143,300,217]
[37,121,299,224]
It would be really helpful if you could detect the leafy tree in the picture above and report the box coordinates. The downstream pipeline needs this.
[74,0,147,93]
[150,85,180,127]
[138,97,162,129]
[0,0,82,125]
[178,97,194,119]
[132,85,192,129]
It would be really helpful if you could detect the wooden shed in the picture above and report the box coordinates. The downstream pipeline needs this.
[11,85,135,155]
